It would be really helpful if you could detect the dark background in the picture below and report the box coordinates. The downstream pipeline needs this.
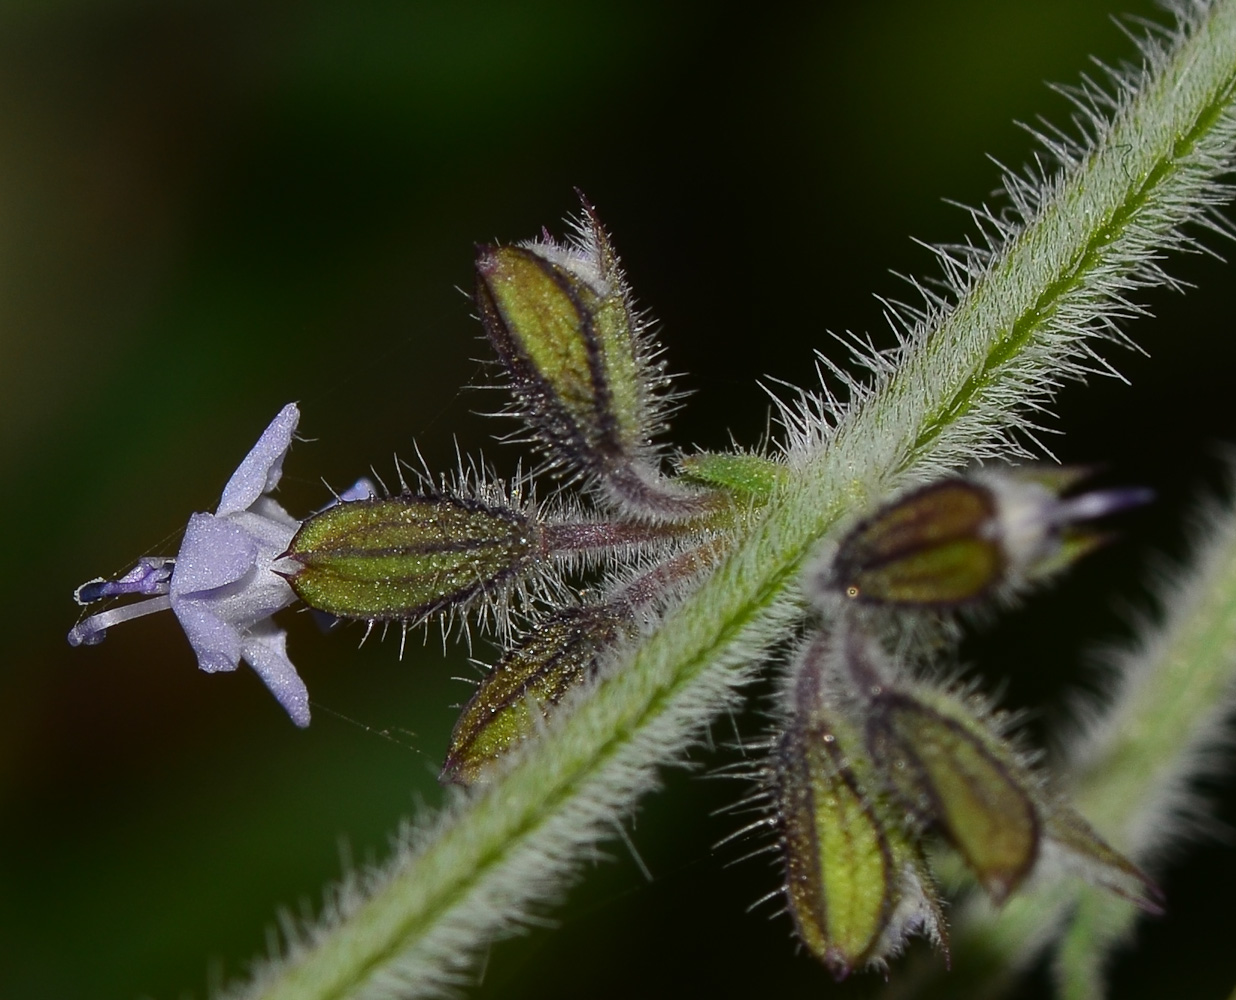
[2,1,1234,998]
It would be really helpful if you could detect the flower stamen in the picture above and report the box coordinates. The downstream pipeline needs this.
[68,596,175,647]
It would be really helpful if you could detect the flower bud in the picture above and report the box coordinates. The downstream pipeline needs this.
[776,719,946,978]
[774,635,946,977]
[818,469,1150,607]
[476,208,655,475]
[865,689,1039,902]
[475,200,717,520]
[284,492,541,621]
[863,675,1160,909]
[440,604,638,786]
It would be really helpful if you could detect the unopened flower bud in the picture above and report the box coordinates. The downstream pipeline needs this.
[441,603,638,786]
[817,468,1150,607]
[476,199,714,519]
[865,688,1040,902]
[774,635,946,978]
[476,203,653,474]
[285,492,542,622]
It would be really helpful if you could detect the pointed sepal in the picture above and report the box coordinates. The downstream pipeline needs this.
[1042,804,1163,913]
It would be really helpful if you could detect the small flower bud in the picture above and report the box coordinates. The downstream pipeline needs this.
[865,689,1040,902]
[476,210,654,478]
[475,199,715,519]
[866,684,1160,909]
[440,604,638,786]
[818,469,1150,607]
[285,492,542,622]
[774,634,946,978]
[776,719,946,978]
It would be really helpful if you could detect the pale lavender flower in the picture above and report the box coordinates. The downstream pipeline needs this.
[69,403,311,727]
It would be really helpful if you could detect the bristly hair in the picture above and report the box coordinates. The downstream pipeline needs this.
[773,0,1236,488]
[474,196,687,499]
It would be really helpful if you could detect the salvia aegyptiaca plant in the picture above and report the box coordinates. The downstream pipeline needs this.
[65,2,1236,997]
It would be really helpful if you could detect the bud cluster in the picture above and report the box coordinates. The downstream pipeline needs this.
[753,472,1158,977]
[278,198,759,778]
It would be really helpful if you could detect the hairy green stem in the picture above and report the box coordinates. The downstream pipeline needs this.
[231,4,1236,998]
[1053,484,1236,998]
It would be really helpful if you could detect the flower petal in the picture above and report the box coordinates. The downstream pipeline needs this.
[171,513,258,596]
[242,621,310,727]
[230,502,299,554]
[217,403,300,517]
[173,597,243,673]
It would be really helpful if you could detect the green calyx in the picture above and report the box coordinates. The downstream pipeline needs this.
[867,689,1040,902]
[776,711,943,978]
[772,618,1159,981]
[819,470,1143,609]
[827,478,1004,605]
[863,679,1159,910]
[284,493,541,621]
[475,215,651,479]
[441,604,638,786]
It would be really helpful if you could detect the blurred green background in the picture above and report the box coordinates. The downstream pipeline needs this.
[3,1,1235,998]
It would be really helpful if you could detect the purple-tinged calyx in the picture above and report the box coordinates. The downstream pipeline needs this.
[816,467,1153,608]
